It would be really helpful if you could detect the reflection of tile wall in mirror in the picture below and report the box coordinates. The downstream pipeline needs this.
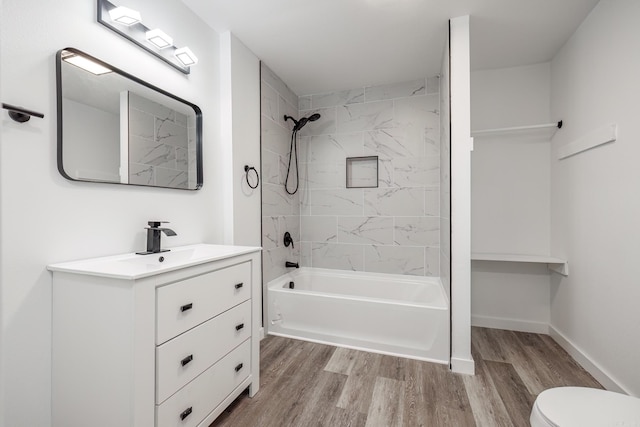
[156,167,188,188]
[129,163,154,186]
[187,114,197,188]
[129,136,177,168]
[128,92,189,189]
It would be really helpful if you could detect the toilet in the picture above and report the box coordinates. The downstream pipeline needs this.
[531,386,640,426]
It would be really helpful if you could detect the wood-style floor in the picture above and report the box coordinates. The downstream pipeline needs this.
[210,327,602,427]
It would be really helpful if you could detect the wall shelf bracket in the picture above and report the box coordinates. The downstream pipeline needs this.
[548,261,569,277]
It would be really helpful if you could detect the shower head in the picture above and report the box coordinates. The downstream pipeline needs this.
[284,113,322,132]
[296,117,309,130]
[293,113,321,131]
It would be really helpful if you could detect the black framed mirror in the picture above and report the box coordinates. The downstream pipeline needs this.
[56,47,203,190]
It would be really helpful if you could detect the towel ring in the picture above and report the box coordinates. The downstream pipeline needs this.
[244,165,259,189]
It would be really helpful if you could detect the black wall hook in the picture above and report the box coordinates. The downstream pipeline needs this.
[2,103,44,123]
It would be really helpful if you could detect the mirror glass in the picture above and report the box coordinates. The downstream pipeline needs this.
[56,48,202,190]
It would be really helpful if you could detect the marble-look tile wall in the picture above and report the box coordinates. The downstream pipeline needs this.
[260,63,300,284]
[297,77,441,276]
[128,92,191,188]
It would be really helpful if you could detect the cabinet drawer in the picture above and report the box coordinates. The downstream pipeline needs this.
[155,339,251,427]
[155,300,251,404]
[156,262,250,344]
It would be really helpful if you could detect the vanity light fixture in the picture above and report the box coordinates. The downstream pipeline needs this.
[61,51,112,75]
[97,0,196,74]
[108,5,141,26]
[174,47,198,67]
[146,29,173,49]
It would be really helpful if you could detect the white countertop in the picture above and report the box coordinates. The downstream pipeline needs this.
[47,244,262,280]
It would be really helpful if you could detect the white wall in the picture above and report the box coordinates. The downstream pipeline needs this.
[471,262,551,332]
[471,63,551,254]
[0,1,223,426]
[450,15,474,375]
[470,63,552,332]
[220,32,261,246]
[0,1,5,420]
[550,0,640,395]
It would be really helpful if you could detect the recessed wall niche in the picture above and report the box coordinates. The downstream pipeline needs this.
[346,156,378,188]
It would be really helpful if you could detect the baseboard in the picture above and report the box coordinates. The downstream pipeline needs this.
[259,327,265,340]
[549,325,629,394]
[472,314,550,334]
[451,356,475,375]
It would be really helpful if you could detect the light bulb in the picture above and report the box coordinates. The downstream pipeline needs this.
[174,47,198,67]
[108,6,141,26]
[146,29,173,49]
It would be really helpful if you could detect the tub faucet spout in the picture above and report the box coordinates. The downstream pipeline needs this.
[285,261,299,268]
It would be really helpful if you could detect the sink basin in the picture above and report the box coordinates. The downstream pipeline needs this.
[121,245,235,266]
[48,244,261,280]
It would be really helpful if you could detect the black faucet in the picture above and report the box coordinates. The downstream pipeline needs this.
[285,261,299,268]
[136,221,177,255]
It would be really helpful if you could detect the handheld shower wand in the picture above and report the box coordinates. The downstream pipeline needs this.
[283,113,321,194]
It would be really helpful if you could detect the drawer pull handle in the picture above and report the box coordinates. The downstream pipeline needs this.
[181,354,194,367]
[235,363,244,372]
[180,303,193,312]
[234,282,243,289]
[180,406,193,421]
[235,323,245,331]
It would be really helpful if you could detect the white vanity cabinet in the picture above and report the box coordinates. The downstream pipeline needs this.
[48,244,261,427]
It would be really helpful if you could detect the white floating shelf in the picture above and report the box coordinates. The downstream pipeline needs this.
[471,252,569,276]
[471,121,562,139]
[471,252,564,263]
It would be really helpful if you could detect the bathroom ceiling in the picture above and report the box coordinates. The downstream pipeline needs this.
[181,0,599,95]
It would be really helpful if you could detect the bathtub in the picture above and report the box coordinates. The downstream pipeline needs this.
[267,267,449,364]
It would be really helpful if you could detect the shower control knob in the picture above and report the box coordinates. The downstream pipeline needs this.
[283,231,294,248]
